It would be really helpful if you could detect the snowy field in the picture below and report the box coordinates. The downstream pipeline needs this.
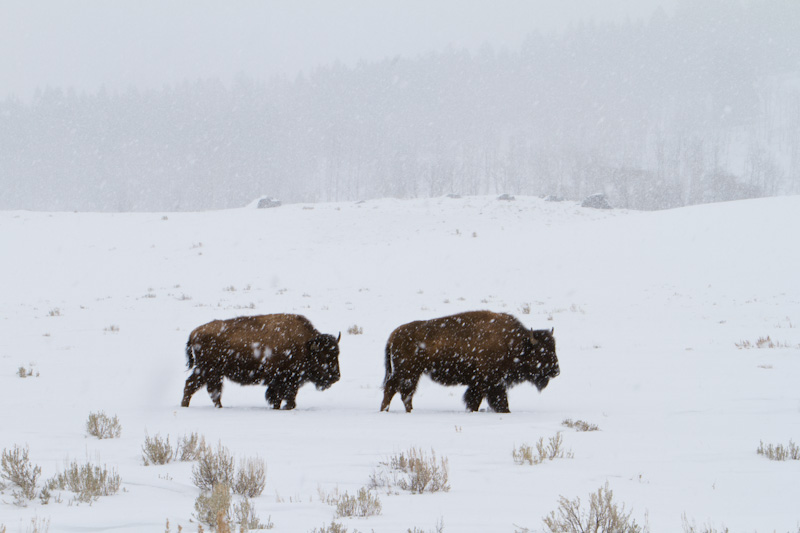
[1,195,799,532]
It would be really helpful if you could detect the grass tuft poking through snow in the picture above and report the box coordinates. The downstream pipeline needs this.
[562,418,600,432]
[757,440,800,461]
[513,433,574,465]
[309,522,348,533]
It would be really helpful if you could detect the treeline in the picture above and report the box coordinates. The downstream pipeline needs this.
[1,0,799,211]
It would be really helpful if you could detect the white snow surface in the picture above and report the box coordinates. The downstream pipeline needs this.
[1,195,799,532]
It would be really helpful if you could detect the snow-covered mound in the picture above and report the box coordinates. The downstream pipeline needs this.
[1,196,798,532]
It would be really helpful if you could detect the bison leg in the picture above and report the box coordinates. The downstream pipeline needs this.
[266,380,299,410]
[281,390,298,410]
[181,370,205,407]
[399,378,420,413]
[380,374,401,411]
[266,384,283,409]
[463,385,485,412]
[486,385,510,413]
[206,376,223,408]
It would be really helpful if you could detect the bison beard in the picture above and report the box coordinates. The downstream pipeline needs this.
[181,314,341,409]
[380,311,559,413]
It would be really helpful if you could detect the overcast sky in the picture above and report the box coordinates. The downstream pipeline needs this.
[1,0,677,99]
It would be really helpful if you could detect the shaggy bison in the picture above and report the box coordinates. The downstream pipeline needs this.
[380,311,559,413]
[181,314,340,409]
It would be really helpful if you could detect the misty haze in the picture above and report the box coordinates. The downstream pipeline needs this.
[2,0,798,212]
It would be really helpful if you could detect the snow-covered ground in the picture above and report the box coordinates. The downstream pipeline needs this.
[1,195,799,532]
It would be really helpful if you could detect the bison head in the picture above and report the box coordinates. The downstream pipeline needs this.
[523,328,560,391]
[306,332,341,390]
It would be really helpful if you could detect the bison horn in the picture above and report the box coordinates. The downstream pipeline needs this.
[337,332,341,343]
[529,328,539,344]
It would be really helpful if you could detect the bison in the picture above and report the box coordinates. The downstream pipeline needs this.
[380,311,559,413]
[181,314,341,409]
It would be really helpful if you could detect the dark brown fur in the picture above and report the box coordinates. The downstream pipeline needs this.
[380,311,559,413]
[182,314,340,409]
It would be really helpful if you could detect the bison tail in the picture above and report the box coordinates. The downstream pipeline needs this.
[383,342,393,386]
[185,341,195,369]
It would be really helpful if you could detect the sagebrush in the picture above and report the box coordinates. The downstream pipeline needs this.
[177,432,209,461]
[757,440,800,461]
[232,498,273,530]
[562,418,599,432]
[194,483,231,527]
[334,487,382,518]
[1,444,41,505]
[142,433,175,465]
[513,433,574,465]
[86,411,122,439]
[24,517,50,533]
[541,483,649,533]
[234,456,267,498]
[369,448,449,494]
[192,443,235,491]
[46,460,121,503]
[310,522,348,533]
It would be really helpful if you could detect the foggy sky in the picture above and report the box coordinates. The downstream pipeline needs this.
[1,0,677,99]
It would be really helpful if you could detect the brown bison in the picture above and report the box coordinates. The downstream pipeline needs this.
[181,314,341,409]
[380,311,559,413]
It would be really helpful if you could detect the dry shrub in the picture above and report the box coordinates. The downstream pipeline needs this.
[562,418,599,432]
[757,440,800,461]
[310,522,348,533]
[408,518,445,533]
[234,457,266,497]
[25,517,50,533]
[192,443,235,491]
[194,483,231,528]
[334,487,382,518]
[736,336,794,349]
[681,514,730,533]
[1,444,41,505]
[86,411,122,439]
[47,460,121,503]
[347,324,364,335]
[542,483,649,533]
[17,367,39,378]
[513,433,574,465]
[232,498,273,530]
[142,433,175,465]
[370,448,449,494]
[195,485,272,531]
[177,432,209,461]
